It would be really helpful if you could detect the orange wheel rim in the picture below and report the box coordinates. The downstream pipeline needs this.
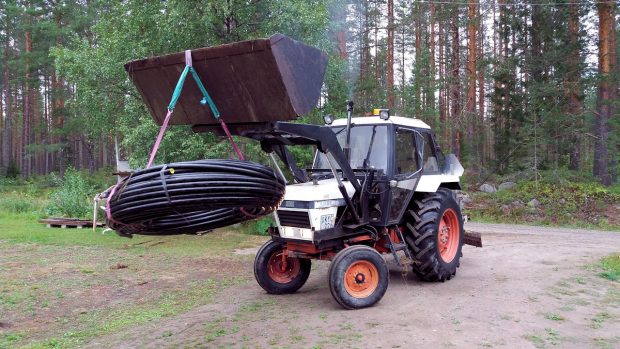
[438,208,460,263]
[267,252,300,283]
[344,260,379,298]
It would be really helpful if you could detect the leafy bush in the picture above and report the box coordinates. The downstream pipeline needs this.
[242,216,274,236]
[47,168,95,219]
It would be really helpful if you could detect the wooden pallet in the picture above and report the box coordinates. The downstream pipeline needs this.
[39,218,105,229]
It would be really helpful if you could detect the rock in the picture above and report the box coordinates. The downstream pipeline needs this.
[479,183,497,193]
[559,198,566,204]
[500,204,511,214]
[457,192,472,210]
[511,200,524,207]
[528,199,540,208]
[498,182,516,191]
[458,192,473,204]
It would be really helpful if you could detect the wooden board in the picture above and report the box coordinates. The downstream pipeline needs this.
[39,218,105,229]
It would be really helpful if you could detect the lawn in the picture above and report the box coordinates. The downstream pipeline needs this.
[0,212,266,349]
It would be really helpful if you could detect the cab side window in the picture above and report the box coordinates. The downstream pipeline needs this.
[422,133,439,172]
[395,129,419,175]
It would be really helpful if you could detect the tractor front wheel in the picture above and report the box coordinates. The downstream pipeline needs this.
[254,240,311,294]
[328,245,389,309]
[405,188,464,282]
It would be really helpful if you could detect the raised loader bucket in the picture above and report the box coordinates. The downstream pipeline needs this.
[125,34,328,126]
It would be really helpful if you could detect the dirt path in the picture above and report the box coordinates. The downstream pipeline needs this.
[84,223,620,349]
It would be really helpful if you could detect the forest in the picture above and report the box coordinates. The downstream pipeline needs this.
[0,0,618,185]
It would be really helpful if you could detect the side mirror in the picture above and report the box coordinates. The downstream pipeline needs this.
[323,114,334,125]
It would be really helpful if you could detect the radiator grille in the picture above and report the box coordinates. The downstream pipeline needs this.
[276,210,311,228]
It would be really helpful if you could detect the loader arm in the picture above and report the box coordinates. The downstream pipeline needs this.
[194,121,361,192]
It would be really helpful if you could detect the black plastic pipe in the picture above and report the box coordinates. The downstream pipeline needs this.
[105,159,285,237]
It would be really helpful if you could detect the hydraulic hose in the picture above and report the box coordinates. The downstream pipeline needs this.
[105,159,285,237]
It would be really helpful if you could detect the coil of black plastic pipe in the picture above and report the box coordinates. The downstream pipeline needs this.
[105,159,285,237]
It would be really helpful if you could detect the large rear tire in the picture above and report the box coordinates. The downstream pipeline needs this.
[404,189,463,282]
[254,240,311,294]
[328,245,389,309]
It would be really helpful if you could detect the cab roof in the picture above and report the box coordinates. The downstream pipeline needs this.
[330,115,431,129]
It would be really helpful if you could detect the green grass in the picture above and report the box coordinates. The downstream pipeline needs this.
[0,221,256,349]
[599,254,620,282]
[591,312,612,329]
[0,212,265,256]
[21,278,242,349]
[0,181,265,349]
[0,212,144,247]
[545,312,564,321]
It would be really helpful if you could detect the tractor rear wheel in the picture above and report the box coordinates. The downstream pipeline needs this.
[254,239,311,294]
[328,245,389,309]
[404,188,463,282]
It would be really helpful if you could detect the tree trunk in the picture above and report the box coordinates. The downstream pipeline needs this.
[53,73,66,175]
[593,1,616,185]
[359,2,365,105]
[334,3,347,60]
[373,0,378,86]
[414,2,421,116]
[567,3,583,171]
[438,10,447,145]
[429,4,436,112]
[450,11,461,158]
[477,1,485,166]
[0,78,3,168]
[386,0,394,109]
[466,0,477,161]
[25,30,34,177]
[400,23,405,110]
[2,20,12,170]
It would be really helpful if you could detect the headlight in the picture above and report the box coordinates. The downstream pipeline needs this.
[280,199,345,209]
[313,199,346,208]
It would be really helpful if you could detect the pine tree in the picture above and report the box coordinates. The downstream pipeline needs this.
[594,0,617,185]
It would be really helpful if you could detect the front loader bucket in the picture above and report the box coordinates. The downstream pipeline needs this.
[125,34,328,126]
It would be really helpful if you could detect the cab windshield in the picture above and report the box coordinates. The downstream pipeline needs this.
[313,125,388,171]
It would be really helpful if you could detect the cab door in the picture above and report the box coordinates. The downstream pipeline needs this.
[386,127,424,225]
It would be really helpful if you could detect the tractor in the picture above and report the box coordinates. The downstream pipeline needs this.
[221,104,477,309]
[122,34,480,309]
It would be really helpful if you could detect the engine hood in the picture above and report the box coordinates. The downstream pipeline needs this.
[282,178,356,202]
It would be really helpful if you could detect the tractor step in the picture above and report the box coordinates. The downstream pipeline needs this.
[385,226,414,267]
[390,242,409,252]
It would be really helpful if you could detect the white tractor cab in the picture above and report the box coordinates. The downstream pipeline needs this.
[277,111,464,242]
[208,103,478,309]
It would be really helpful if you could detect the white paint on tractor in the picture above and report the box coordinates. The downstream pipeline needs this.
[282,178,355,202]
[331,115,431,129]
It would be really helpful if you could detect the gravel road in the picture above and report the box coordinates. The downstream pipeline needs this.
[85,222,620,349]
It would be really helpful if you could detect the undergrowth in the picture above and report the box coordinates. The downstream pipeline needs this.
[239,216,273,236]
[465,169,620,231]
[46,169,94,219]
